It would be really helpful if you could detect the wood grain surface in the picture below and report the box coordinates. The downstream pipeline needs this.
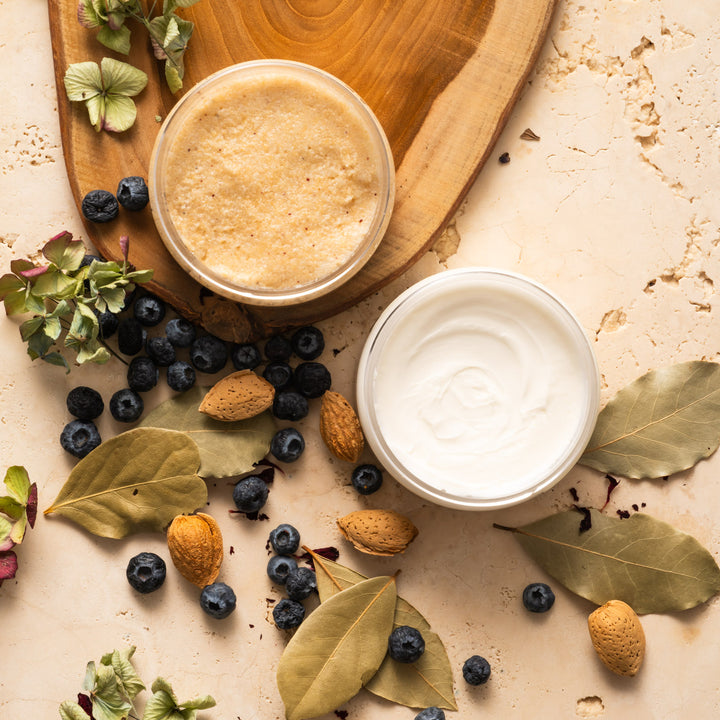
[49,0,557,340]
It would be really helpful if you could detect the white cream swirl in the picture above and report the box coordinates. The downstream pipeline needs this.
[371,274,591,500]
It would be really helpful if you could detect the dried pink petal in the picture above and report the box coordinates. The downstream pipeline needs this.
[0,550,18,582]
[27,483,38,529]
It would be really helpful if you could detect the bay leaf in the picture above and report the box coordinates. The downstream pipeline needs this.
[45,428,206,539]
[580,361,720,479]
[497,509,720,614]
[311,553,456,711]
[277,575,397,720]
[140,386,275,478]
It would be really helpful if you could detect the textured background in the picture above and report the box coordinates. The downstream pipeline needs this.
[2,0,719,717]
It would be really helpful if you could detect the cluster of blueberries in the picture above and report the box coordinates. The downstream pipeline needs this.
[81,177,150,223]
[265,523,316,630]
[124,550,237,619]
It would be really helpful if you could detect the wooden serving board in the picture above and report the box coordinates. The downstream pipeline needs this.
[49,0,556,341]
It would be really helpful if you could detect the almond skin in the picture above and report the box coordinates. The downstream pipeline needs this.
[166,513,223,587]
[588,600,646,677]
[199,369,274,422]
[337,509,418,556]
[319,391,364,462]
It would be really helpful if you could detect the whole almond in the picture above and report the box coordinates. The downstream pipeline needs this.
[588,600,646,677]
[166,512,223,587]
[337,509,418,556]
[199,369,274,422]
[320,391,364,462]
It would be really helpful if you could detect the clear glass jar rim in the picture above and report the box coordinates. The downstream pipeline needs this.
[148,60,395,306]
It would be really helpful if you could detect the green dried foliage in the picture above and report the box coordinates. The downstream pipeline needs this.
[76,0,202,93]
[0,232,152,371]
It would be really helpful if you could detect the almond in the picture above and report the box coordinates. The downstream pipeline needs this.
[199,369,274,422]
[588,600,646,677]
[337,509,418,556]
[320,390,364,462]
[166,512,223,587]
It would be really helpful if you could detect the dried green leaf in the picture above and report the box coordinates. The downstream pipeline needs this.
[43,231,85,272]
[88,662,133,720]
[100,647,145,701]
[140,386,274,478]
[143,677,215,720]
[44,428,206,538]
[97,24,132,54]
[277,575,398,720]
[497,509,720,614]
[59,701,92,720]
[581,361,720,479]
[312,554,456,710]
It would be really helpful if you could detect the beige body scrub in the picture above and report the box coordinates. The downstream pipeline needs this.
[150,61,395,305]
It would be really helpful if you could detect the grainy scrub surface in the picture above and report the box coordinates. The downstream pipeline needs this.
[164,73,380,290]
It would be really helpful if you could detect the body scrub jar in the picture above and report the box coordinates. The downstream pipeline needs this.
[149,60,395,305]
[357,269,600,509]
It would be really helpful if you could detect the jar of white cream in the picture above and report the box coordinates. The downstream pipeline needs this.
[356,268,600,510]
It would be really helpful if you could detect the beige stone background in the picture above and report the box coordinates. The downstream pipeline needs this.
[2,0,720,718]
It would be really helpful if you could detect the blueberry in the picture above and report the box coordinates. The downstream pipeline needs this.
[415,709,446,720]
[291,326,324,360]
[167,361,196,392]
[462,655,491,685]
[231,342,261,371]
[117,318,147,356]
[267,555,298,585]
[116,176,149,211]
[126,552,166,594]
[388,626,425,663]
[81,189,119,223]
[79,253,103,269]
[60,419,101,458]
[96,310,119,339]
[263,362,293,391]
[66,386,104,420]
[272,391,309,421]
[285,567,317,601]
[293,362,331,398]
[351,464,383,495]
[269,523,301,555]
[270,427,305,463]
[273,598,306,629]
[232,475,269,513]
[264,334,292,362]
[190,335,228,374]
[199,582,237,619]
[522,582,555,613]
[127,357,159,392]
[109,388,144,422]
[165,317,197,348]
[134,295,166,327]
[145,336,176,367]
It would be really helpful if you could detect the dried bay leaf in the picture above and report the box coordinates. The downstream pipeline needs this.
[580,361,720,479]
[140,386,275,478]
[311,553,456,711]
[45,428,206,539]
[497,509,720,614]
[277,575,397,720]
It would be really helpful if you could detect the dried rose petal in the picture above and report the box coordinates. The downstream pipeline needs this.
[601,474,620,510]
[77,692,95,718]
[0,550,18,582]
[19,265,49,279]
[26,483,38,529]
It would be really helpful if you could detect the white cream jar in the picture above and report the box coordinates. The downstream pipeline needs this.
[356,268,600,509]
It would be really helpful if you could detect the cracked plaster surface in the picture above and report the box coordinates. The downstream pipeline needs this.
[3,0,720,718]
